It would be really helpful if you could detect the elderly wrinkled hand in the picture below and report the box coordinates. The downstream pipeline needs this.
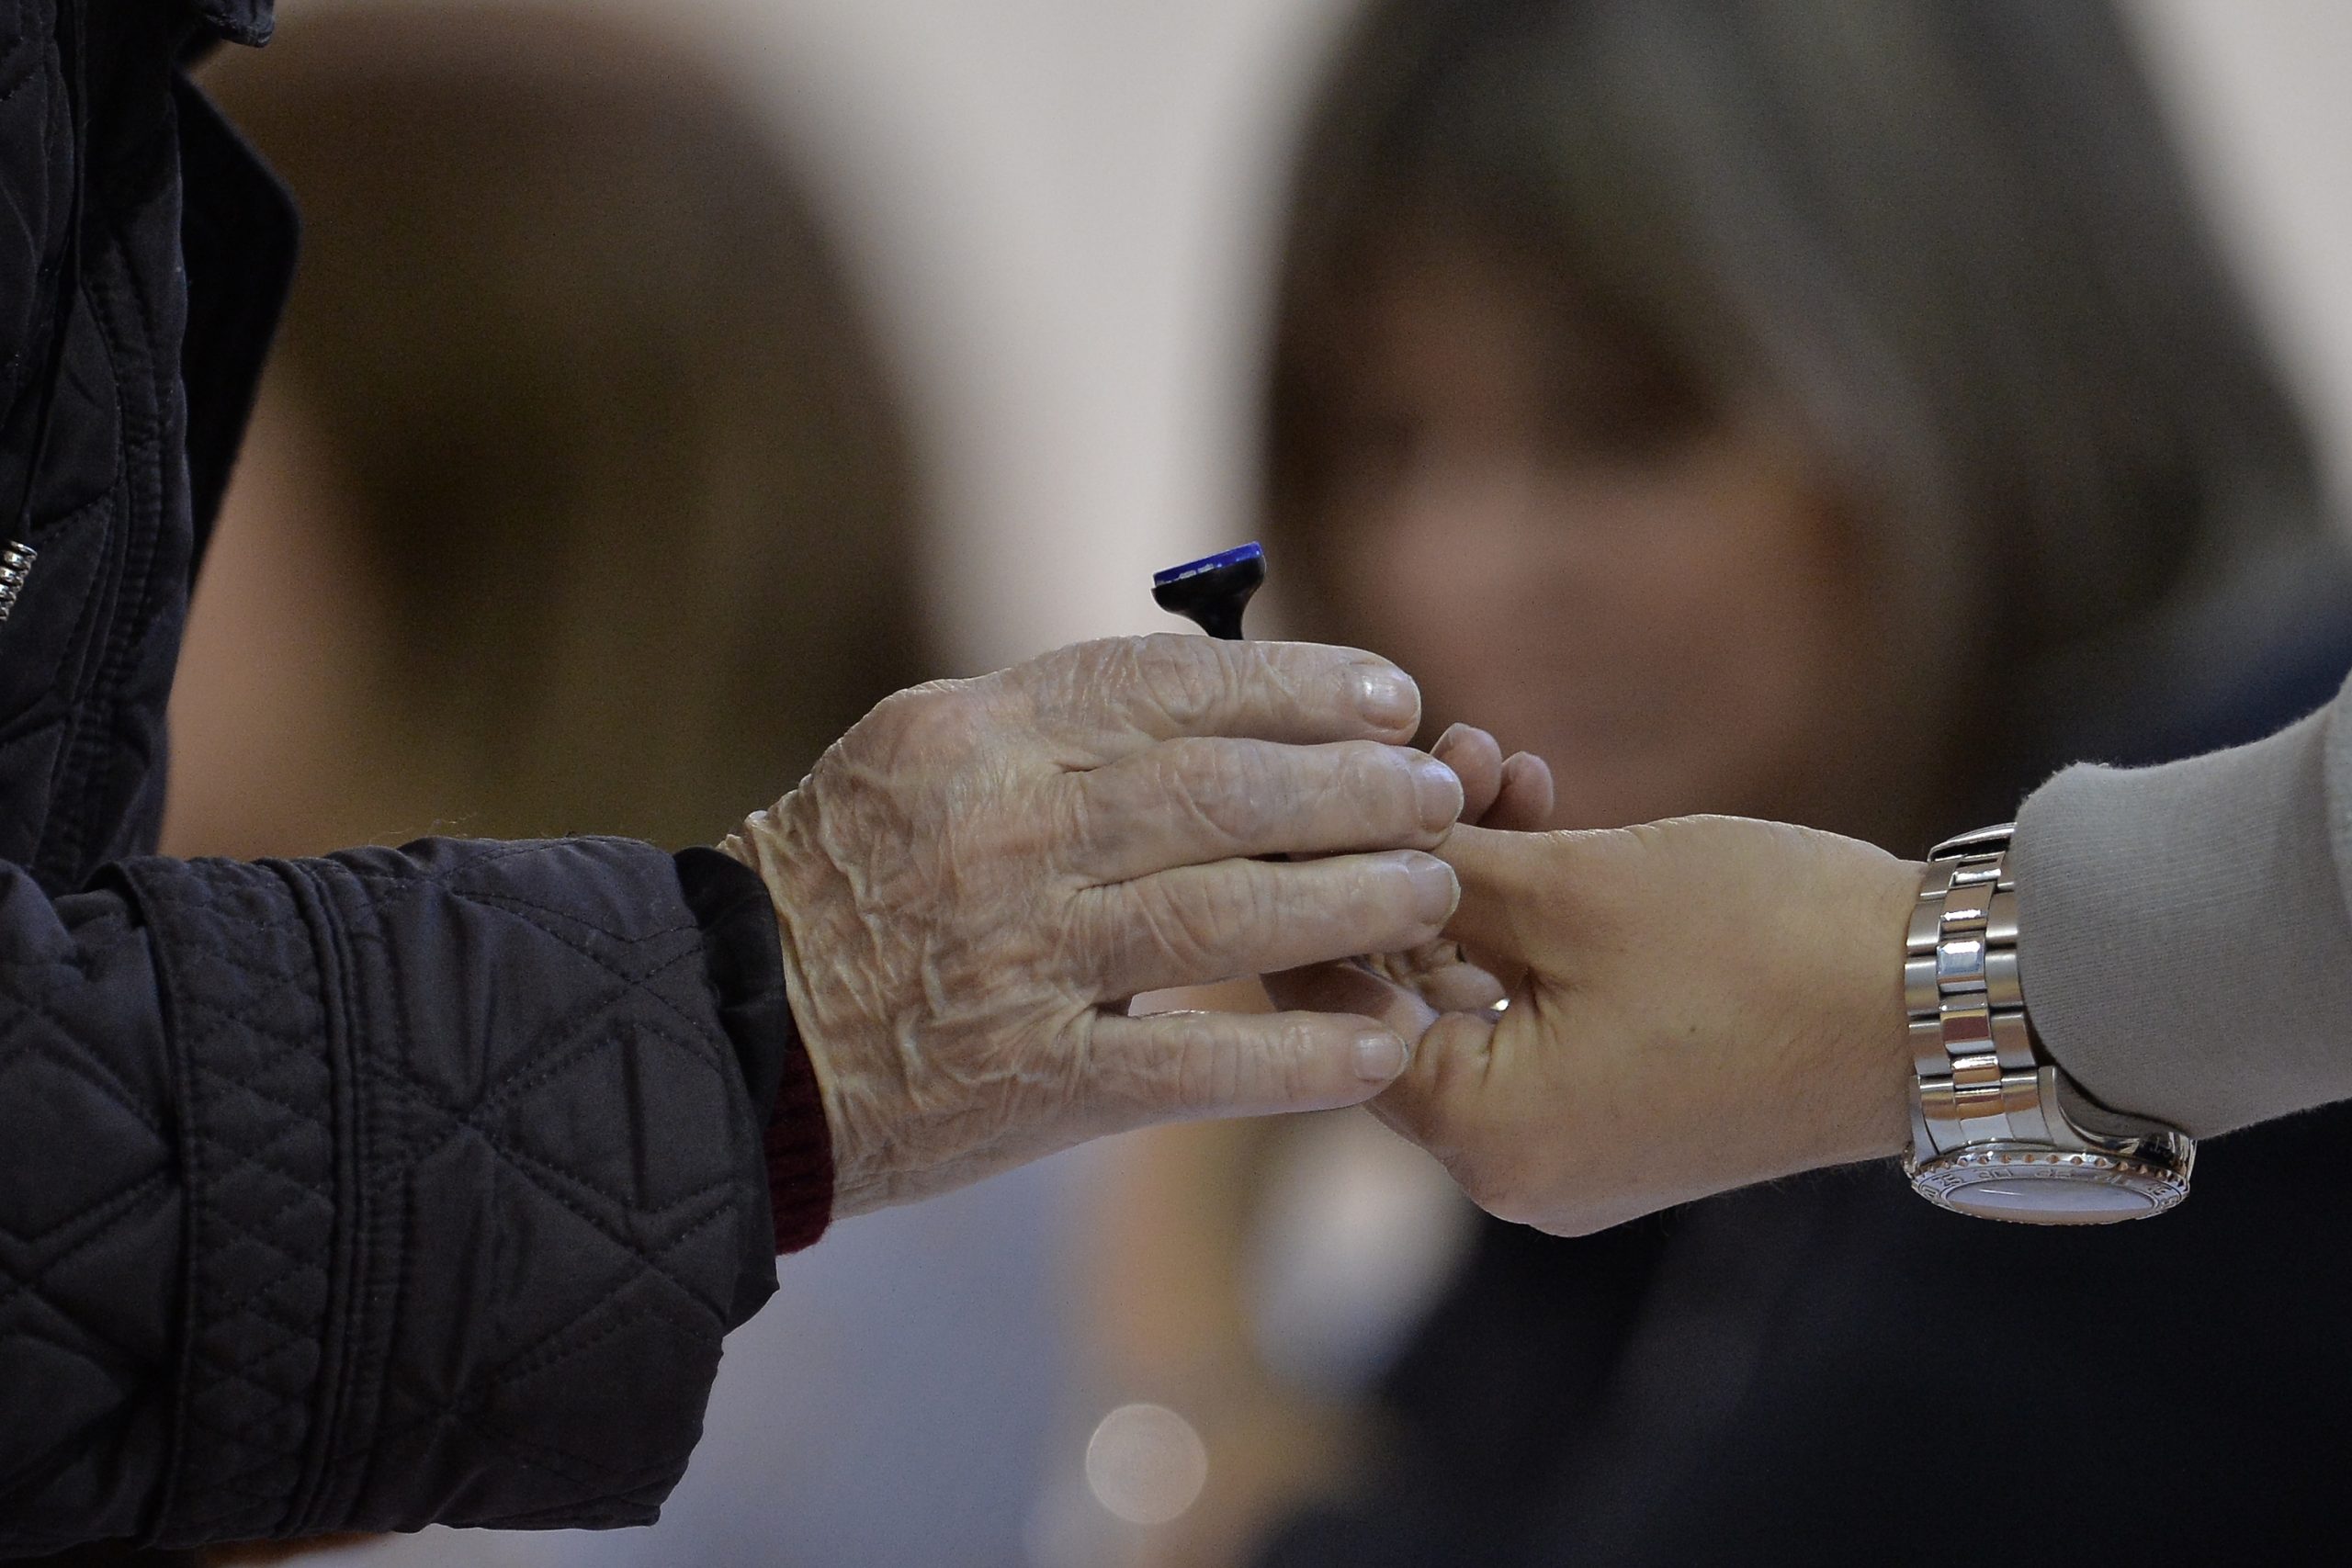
[1280,816,1926,1235]
[723,634,1466,1214]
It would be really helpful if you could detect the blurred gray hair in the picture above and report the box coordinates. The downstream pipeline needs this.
[1267,0,2347,755]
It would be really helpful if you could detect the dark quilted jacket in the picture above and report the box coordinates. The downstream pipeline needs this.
[1,1,822,1554]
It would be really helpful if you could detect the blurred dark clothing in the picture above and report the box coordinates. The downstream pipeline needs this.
[1262,590,2352,1567]
[0,2,820,1556]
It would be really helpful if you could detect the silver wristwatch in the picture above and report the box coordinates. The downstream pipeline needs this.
[1903,824,2193,1224]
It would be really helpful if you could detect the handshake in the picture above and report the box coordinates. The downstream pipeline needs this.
[723,634,1924,1235]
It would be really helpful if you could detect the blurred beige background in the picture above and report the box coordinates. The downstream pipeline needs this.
[296,0,2352,678]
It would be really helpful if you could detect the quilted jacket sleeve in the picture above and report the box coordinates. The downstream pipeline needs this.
[0,835,801,1557]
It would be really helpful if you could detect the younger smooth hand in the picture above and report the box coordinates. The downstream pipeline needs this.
[1280,816,1925,1235]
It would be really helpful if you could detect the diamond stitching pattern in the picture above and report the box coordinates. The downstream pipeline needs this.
[127,837,760,1545]
[0,868,183,1552]
[4,834,763,1551]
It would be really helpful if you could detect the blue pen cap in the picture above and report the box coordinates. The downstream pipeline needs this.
[1152,542,1265,640]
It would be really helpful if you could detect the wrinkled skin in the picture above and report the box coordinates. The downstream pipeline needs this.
[724,635,1469,1215]
[1277,816,1925,1236]
[1355,721,1557,1009]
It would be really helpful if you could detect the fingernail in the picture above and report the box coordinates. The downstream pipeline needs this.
[1434,721,1472,754]
[1414,755,1464,832]
[1351,664,1419,729]
[1355,1029,1409,1081]
[1405,853,1461,925]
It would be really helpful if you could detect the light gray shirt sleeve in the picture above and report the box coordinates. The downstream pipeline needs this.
[2010,674,2352,1136]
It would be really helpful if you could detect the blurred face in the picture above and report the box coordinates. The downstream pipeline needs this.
[1302,233,1907,835]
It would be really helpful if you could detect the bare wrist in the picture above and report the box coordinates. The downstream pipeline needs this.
[1844,854,1931,1165]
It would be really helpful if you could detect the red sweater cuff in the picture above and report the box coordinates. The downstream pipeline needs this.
[765,1011,834,1253]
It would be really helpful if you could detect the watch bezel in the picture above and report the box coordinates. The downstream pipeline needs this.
[1905,1137,2193,1224]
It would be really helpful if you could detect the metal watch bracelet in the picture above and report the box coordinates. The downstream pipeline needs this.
[1903,824,2193,1224]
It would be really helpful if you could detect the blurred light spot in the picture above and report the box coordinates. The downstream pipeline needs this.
[1083,1402,1208,1526]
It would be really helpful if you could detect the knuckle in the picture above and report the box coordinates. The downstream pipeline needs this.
[1208,863,1282,936]
[1129,634,1242,732]
[1140,869,1264,977]
[1185,872,1267,960]
[1341,740,1420,831]
[1357,852,1432,928]
[1263,862,1390,963]
[1164,741,1271,846]
[863,680,989,766]
[1048,638,1125,701]
[1170,1020,1246,1109]
[1272,1018,1336,1102]
[1001,641,1102,732]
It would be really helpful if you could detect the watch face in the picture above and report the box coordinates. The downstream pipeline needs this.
[1909,1144,2192,1225]
[1939,1176,2160,1224]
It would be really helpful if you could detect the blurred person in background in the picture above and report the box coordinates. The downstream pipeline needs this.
[173,12,1064,1567]
[1091,2,2352,1564]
